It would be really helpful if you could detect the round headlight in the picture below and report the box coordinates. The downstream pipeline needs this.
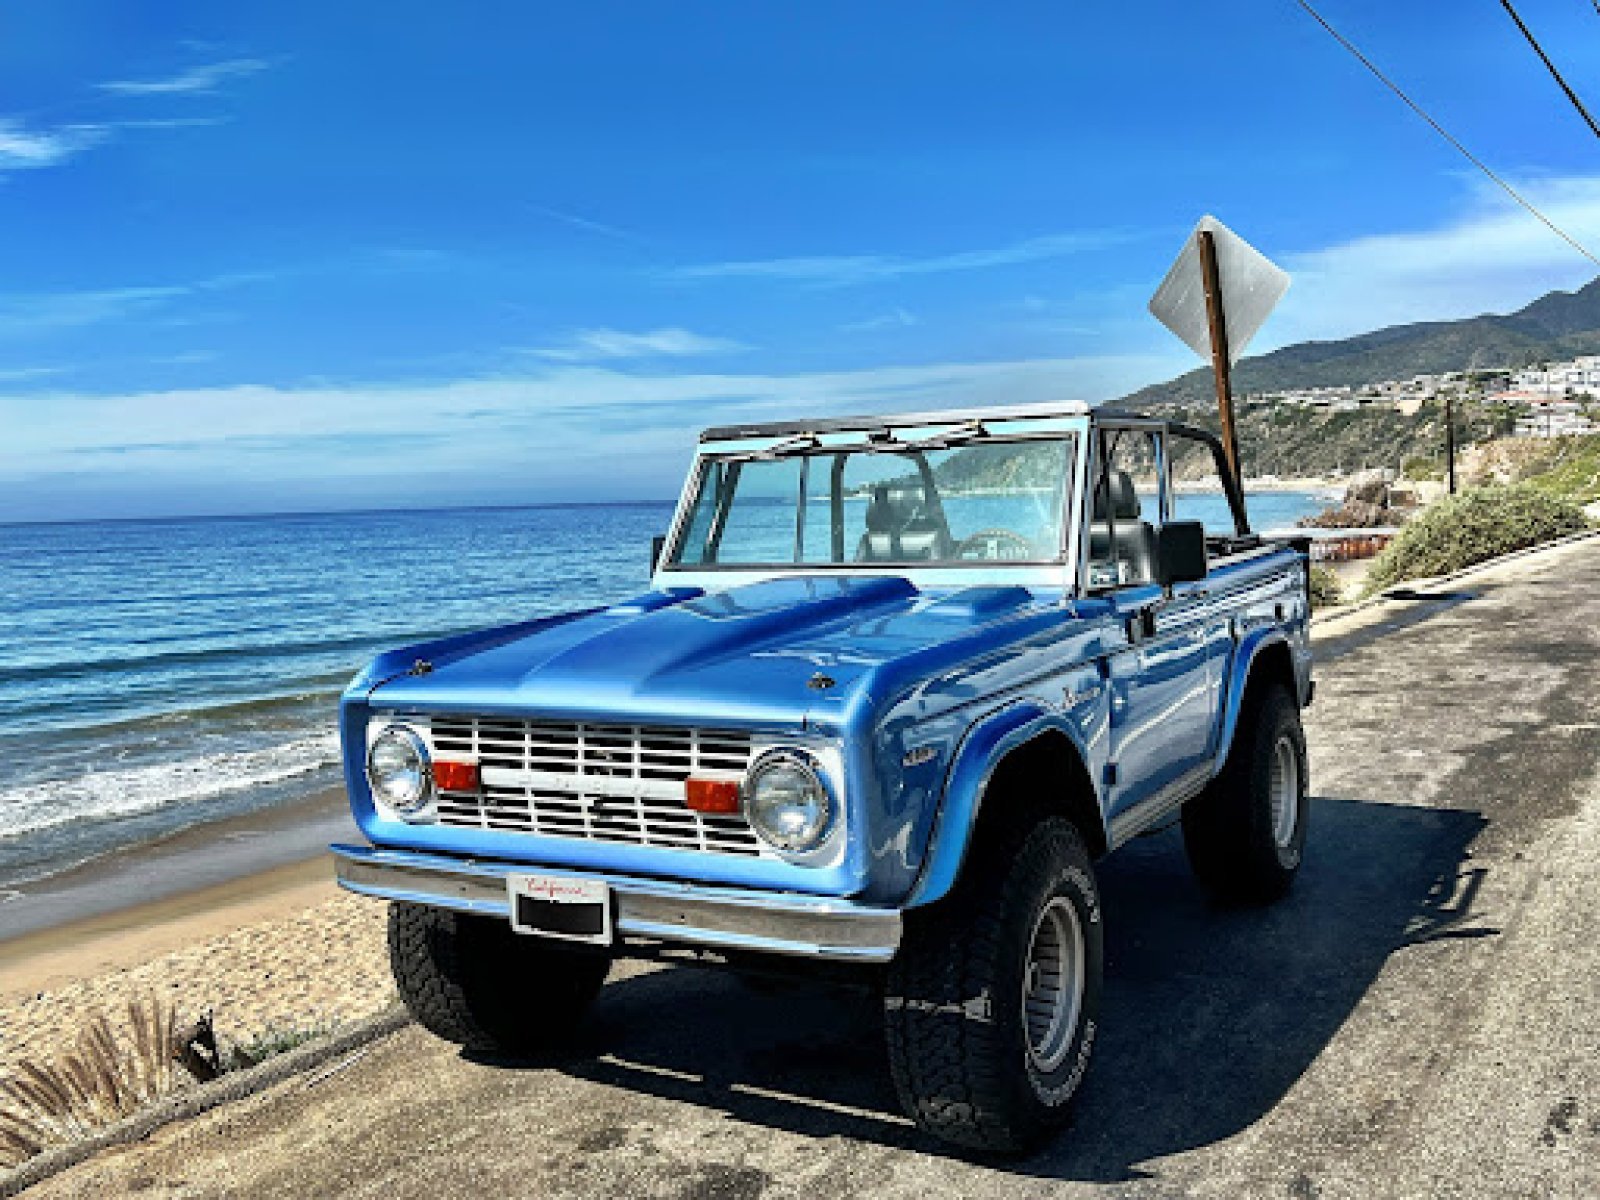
[742,751,832,853]
[367,726,432,815]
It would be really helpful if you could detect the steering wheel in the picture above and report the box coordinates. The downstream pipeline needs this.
[955,529,1036,561]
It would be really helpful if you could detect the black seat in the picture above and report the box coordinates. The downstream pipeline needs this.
[1089,469,1157,584]
[857,485,950,562]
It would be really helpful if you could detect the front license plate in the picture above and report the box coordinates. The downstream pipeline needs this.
[507,873,612,945]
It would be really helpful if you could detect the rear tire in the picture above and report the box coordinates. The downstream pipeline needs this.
[387,901,610,1057]
[884,817,1103,1156]
[1182,683,1309,903]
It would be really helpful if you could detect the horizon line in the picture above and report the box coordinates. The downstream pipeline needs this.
[0,497,683,531]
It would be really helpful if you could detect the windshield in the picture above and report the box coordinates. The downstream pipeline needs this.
[670,436,1076,568]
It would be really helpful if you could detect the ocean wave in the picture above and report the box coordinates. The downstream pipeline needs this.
[0,625,454,685]
[0,732,344,843]
[0,682,349,745]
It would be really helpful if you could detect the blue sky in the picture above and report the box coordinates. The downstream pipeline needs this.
[3,1,1600,520]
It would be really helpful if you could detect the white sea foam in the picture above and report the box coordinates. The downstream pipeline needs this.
[0,732,342,842]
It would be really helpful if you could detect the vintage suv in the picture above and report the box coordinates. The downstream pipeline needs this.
[332,401,1312,1155]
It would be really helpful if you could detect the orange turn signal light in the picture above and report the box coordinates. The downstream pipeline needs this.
[432,760,480,792]
[684,777,741,814]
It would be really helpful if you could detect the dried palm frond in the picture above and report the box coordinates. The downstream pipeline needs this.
[0,996,186,1170]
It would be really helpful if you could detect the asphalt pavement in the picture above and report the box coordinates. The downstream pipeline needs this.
[30,537,1600,1199]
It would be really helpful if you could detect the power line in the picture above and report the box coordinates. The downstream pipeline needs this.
[1294,0,1600,269]
[1497,0,1600,140]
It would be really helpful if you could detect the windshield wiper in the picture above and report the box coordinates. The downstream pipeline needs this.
[720,419,989,461]
[721,432,821,462]
[867,419,990,453]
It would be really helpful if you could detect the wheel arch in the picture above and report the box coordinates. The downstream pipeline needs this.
[906,701,1105,910]
[1213,629,1299,775]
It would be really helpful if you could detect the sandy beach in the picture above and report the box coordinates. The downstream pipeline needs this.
[1175,475,1345,495]
[0,794,391,1078]
[2,896,393,1070]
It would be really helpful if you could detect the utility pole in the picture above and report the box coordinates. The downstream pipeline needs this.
[1197,230,1243,483]
[1445,390,1457,494]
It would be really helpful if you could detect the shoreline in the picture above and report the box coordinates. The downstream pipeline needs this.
[1178,475,1345,495]
[0,856,339,1006]
[1242,476,1345,494]
[0,787,356,950]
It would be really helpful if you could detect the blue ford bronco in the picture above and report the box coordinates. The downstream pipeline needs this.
[333,401,1313,1154]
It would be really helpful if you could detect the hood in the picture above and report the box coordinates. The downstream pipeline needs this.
[365,575,1054,729]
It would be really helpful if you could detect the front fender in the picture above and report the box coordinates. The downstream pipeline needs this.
[341,607,607,820]
[904,699,1100,910]
[1212,626,1299,775]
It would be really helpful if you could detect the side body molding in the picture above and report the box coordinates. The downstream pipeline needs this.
[905,699,1102,910]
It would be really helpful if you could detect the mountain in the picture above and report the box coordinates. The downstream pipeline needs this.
[888,281,1600,492]
[1125,276,1600,408]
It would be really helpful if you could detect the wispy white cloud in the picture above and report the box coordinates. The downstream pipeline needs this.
[76,116,230,132]
[99,58,271,97]
[0,287,189,335]
[0,352,1184,498]
[0,272,280,337]
[0,365,68,382]
[526,203,643,244]
[0,111,224,178]
[1264,173,1600,349]
[528,327,748,362]
[0,120,102,172]
[673,231,1133,287]
[148,351,217,367]
[841,307,918,333]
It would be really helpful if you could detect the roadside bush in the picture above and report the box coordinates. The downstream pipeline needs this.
[1308,565,1342,610]
[1364,483,1590,594]
[1401,455,1444,483]
[224,1019,338,1072]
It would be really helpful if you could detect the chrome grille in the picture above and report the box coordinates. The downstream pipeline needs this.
[427,716,762,856]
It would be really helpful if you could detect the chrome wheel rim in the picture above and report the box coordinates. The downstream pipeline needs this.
[1022,896,1085,1073]
[1268,735,1299,849]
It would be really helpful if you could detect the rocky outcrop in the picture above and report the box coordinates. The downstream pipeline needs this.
[1300,473,1415,529]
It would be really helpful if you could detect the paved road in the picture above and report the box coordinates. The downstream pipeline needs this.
[36,539,1600,1199]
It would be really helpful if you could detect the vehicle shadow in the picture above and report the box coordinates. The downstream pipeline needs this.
[545,795,1488,1181]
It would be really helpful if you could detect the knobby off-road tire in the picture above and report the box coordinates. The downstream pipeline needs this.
[387,901,610,1057]
[1182,682,1309,903]
[884,817,1103,1156]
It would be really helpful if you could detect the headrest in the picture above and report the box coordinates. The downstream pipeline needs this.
[1092,469,1142,521]
[865,485,923,533]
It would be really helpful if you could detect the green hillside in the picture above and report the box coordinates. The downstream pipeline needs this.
[1125,275,1600,409]
[1108,275,1600,480]
[1159,396,1511,481]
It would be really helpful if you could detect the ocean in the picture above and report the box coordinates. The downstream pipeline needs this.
[0,492,1328,889]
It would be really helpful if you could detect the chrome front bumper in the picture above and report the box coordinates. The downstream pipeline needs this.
[331,844,902,963]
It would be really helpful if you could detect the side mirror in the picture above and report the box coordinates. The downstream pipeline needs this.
[1154,520,1207,587]
[650,534,667,572]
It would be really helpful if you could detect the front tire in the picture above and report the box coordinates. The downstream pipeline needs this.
[884,817,1103,1156]
[387,901,610,1057]
[1182,682,1309,903]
